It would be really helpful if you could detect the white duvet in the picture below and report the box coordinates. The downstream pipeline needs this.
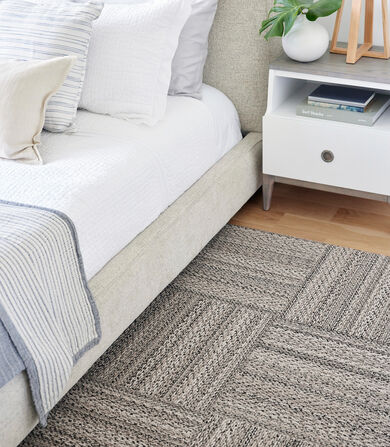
[0,85,242,279]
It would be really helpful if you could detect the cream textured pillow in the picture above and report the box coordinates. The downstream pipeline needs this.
[0,57,75,164]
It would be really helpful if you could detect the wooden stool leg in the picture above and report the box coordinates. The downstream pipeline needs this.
[330,0,345,52]
[383,0,390,58]
[346,0,363,63]
[364,0,374,46]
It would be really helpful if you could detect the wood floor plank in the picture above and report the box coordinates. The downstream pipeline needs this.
[332,208,390,236]
[278,214,390,254]
[230,184,390,256]
[267,195,338,221]
[276,183,390,216]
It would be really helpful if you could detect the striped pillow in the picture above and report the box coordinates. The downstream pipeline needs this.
[0,0,103,132]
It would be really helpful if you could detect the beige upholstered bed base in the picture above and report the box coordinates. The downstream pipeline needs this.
[0,133,262,447]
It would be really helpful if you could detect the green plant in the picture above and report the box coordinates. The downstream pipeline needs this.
[260,0,342,40]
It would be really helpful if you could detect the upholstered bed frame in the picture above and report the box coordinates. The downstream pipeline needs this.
[0,2,281,445]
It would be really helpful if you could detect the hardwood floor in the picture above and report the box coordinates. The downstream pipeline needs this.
[230,183,390,256]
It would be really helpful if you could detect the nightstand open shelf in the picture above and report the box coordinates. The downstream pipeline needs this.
[262,51,390,210]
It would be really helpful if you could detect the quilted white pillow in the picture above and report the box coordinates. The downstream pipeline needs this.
[80,0,192,125]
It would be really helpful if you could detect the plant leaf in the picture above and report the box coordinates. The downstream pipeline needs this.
[306,0,342,21]
[284,9,300,34]
[259,0,316,39]
[260,0,341,38]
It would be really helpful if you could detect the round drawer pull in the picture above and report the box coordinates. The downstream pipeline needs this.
[321,150,334,163]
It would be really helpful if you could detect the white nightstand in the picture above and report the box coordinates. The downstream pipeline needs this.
[262,51,390,211]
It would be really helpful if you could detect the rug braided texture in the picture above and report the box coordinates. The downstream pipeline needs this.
[21,225,390,447]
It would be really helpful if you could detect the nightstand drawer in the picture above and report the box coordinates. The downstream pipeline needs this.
[263,115,390,196]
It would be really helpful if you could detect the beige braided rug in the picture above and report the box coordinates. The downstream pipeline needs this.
[22,225,390,447]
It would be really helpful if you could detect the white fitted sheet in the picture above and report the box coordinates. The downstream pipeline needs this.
[0,85,242,279]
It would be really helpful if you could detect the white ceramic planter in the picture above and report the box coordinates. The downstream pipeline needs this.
[282,15,329,63]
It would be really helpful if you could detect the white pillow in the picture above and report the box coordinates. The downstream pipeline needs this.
[80,0,192,125]
[0,57,75,164]
[102,0,218,100]
[169,0,218,99]
[0,0,103,133]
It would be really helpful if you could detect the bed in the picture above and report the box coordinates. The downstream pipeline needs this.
[0,85,242,281]
[0,1,280,445]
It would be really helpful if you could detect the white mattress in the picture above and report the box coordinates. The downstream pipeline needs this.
[0,85,242,280]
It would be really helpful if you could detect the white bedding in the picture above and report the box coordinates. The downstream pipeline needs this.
[0,85,242,279]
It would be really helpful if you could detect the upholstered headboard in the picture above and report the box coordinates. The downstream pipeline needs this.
[204,0,282,134]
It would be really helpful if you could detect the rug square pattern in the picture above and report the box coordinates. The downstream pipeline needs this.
[85,285,274,413]
[24,384,205,447]
[284,245,390,344]
[190,414,315,447]
[21,225,390,447]
[213,319,390,447]
[173,226,326,314]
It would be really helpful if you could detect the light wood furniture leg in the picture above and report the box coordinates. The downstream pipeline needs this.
[346,0,364,64]
[330,0,389,63]
[364,0,374,45]
[383,0,390,59]
[262,174,275,211]
[330,0,345,51]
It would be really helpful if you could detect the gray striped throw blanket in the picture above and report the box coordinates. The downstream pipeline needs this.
[0,201,101,424]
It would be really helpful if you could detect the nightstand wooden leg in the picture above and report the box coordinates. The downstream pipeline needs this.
[262,175,275,211]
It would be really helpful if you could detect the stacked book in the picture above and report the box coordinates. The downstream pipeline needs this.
[296,85,390,126]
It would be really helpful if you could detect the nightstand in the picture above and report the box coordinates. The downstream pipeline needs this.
[262,51,390,211]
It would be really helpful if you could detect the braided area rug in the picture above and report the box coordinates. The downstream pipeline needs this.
[22,225,390,447]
